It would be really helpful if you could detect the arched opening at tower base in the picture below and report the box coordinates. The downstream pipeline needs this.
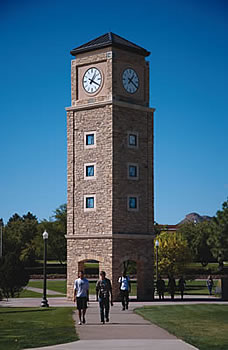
[113,257,154,301]
[66,236,155,301]
[123,260,137,299]
[79,259,99,279]
[111,235,154,301]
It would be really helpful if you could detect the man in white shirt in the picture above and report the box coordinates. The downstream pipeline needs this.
[118,271,131,310]
[73,271,89,325]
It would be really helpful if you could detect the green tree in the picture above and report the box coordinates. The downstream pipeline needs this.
[155,231,191,276]
[178,221,213,266]
[37,204,67,264]
[4,212,39,266]
[208,199,228,266]
[0,253,29,299]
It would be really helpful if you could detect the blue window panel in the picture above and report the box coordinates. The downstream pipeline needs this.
[86,165,94,177]
[86,197,94,208]
[86,134,94,145]
[129,197,137,209]
[129,134,137,146]
[129,166,137,177]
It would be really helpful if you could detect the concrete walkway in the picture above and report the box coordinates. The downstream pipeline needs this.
[2,296,227,350]
[22,299,199,350]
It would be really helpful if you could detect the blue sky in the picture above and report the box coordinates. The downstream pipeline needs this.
[0,0,227,224]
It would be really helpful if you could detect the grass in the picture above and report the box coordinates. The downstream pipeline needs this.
[155,279,219,296]
[0,307,78,350]
[17,280,67,298]
[183,280,216,295]
[84,262,99,269]
[18,290,64,298]
[28,280,66,294]
[18,289,43,298]
[135,304,228,350]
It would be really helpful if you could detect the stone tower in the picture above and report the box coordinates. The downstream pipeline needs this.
[66,33,155,300]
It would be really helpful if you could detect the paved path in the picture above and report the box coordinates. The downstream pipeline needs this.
[25,339,198,350]
[2,296,227,350]
[23,299,199,350]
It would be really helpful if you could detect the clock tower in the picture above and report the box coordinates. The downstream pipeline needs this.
[66,33,155,300]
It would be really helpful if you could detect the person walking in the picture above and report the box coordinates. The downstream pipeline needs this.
[156,275,165,300]
[73,271,89,325]
[207,275,214,295]
[178,276,186,300]
[168,275,176,301]
[96,271,113,324]
[118,271,131,310]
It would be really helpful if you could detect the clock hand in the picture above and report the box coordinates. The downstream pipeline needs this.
[130,80,138,89]
[89,77,95,85]
[128,75,137,89]
[128,75,134,84]
[89,78,100,86]
[91,71,97,82]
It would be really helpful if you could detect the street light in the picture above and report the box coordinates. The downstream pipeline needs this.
[155,239,159,286]
[41,230,49,307]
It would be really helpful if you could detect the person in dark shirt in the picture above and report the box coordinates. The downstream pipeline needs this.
[96,271,113,324]
[178,276,186,300]
[156,275,165,300]
[168,275,176,300]
[207,275,214,295]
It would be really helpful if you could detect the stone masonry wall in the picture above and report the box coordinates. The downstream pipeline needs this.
[113,104,154,234]
[67,237,113,299]
[73,104,113,236]
[67,235,154,301]
[112,236,154,300]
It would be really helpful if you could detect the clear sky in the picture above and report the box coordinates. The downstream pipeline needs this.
[0,0,227,224]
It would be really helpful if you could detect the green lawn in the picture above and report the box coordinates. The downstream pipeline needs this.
[183,280,218,295]
[29,280,66,294]
[162,279,219,296]
[0,307,78,350]
[18,289,43,298]
[17,280,67,298]
[135,304,228,350]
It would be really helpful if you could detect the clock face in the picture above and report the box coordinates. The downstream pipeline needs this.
[122,68,139,94]
[83,67,102,94]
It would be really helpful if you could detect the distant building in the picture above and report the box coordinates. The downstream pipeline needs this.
[158,212,212,233]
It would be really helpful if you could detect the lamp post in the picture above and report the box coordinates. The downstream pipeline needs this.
[41,230,49,307]
[155,239,159,285]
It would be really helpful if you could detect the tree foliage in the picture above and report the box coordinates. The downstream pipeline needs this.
[3,212,39,266]
[178,198,228,267]
[155,231,191,276]
[178,221,213,266]
[0,253,29,299]
[3,205,67,265]
[38,204,67,264]
[207,199,228,265]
